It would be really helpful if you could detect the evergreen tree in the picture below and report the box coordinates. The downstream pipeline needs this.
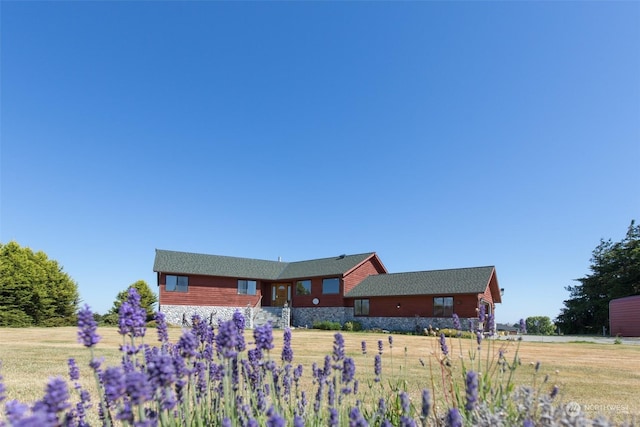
[0,241,79,326]
[556,221,640,334]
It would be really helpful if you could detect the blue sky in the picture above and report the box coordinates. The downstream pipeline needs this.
[1,1,638,324]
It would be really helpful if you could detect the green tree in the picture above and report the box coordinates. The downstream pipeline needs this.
[525,316,556,335]
[556,220,640,334]
[109,280,158,322]
[0,241,79,327]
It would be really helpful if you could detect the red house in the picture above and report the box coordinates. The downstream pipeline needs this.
[153,249,502,331]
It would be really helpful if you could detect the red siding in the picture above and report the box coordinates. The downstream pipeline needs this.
[291,277,345,308]
[350,294,482,318]
[344,257,385,294]
[610,295,640,337]
[158,273,262,307]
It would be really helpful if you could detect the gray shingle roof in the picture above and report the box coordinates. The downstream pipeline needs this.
[153,249,376,281]
[344,266,496,298]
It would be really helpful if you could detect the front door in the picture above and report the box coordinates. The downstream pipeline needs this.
[272,283,291,307]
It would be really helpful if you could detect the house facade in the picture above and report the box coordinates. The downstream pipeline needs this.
[609,295,640,337]
[153,249,502,332]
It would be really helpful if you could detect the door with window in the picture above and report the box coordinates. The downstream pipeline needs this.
[272,283,291,306]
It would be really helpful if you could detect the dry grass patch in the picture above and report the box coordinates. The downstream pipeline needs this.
[0,327,638,423]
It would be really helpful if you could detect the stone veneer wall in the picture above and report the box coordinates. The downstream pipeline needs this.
[161,305,255,329]
[292,307,459,332]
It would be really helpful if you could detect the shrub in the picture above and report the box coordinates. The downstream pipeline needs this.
[0,309,33,327]
[312,320,341,330]
[342,321,362,332]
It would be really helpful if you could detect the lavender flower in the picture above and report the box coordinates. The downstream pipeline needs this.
[452,313,461,330]
[125,371,152,405]
[388,335,393,348]
[217,319,240,358]
[177,330,198,358]
[102,366,126,403]
[399,391,410,415]
[34,376,70,418]
[400,416,417,427]
[155,311,169,344]
[147,351,176,388]
[523,419,534,427]
[77,305,101,348]
[550,385,559,399]
[266,406,285,427]
[342,357,356,384]
[421,389,431,419]
[361,340,367,355]
[0,367,5,404]
[118,288,147,338]
[282,328,294,363]
[222,418,232,427]
[374,354,382,381]
[446,407,463,427]
[465,370,478,411]
[5,400,29,425]
[478,304,486,323]
[377,340,383,355]
[333,333,345,362]
[329,408,339,426]
[476,331,483,349]
[294,415,306,427]
[233,310,246,331]
[519,318,527,334]
[253,323,274,352]
[439,333,449,356]
[67,358,80,382]
[487,313,495,335]
[349,406,368,427]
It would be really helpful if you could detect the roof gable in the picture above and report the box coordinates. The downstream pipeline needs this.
[154,250,378,281]
[344,266,496,298]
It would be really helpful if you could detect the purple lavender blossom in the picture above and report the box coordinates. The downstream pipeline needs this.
[329,408,339,426]
[421,389,431,419]
[487,313,495,335]
[5,400,29,425]
[399,391,410,415]
[400,416,417,427]
[77,305,101,348]
[233,310,246,331]
[374,354,382,381]
[342,357,356,384]
[478,304,486,323]
[102,366,126,403]
[349,406,368,427]
[377,397,386,416]
[452,313,461,330]
[377,340,383,355]
[177,330,198,358]
[222,418,232,427]
[294,415,306,427]
[34,376,71,418]
[253,323,274,352]
[361,340,367,355]
[147,351,176,388]
[118,288,147,338]
[388,335,393,348]
[465,370,479,411]
[67,358,80,382]
[523,419,534,427]
[476,331,483,349]
[0,371,5,404]
[155,311,169,344]
[267,406,285,427]
[333,333,345,362]
[125,371,152,405]
[519,318,527,334]
[282,328,294,363]
[550,385,559,399]
[446,407,463,427]
[439,333,449,356]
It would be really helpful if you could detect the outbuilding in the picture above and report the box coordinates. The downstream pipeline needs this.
[609,295,640,337]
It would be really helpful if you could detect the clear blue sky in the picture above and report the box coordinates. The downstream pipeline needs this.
[1,1,638,324]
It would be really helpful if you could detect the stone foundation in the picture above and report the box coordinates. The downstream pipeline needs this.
[160,304,255,329]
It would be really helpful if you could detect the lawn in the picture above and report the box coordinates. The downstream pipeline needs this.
[0,327,638,424]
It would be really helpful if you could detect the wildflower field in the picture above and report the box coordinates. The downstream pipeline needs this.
[0,292,638,426]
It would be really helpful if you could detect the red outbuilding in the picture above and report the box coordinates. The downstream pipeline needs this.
[609,295,640,337]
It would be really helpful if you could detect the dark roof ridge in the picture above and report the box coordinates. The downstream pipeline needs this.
[284,251,376,265]
[379,265,495,275]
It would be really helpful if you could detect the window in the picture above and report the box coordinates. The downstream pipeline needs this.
[166,275,188,292]
[238,280,257,295]
[322,278,340,294]
[354,299,369,316]
[433,297,454,317]
[296,280,312,295]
